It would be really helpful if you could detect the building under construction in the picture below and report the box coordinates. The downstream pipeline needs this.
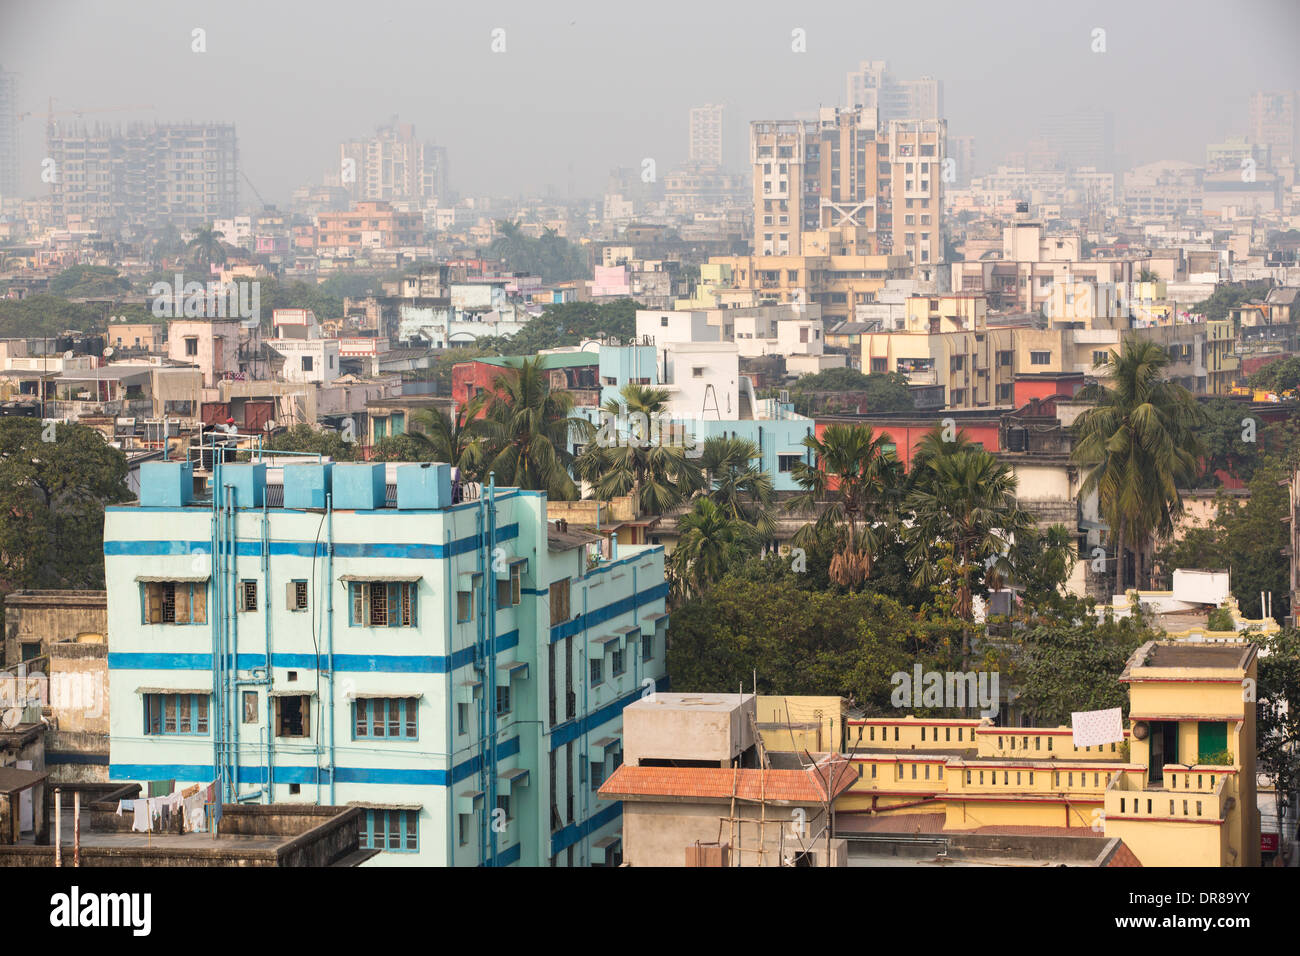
[46,121,238,231]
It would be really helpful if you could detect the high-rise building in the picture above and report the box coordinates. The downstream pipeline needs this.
[46,122,238,230]
[1250,90,1299,163]
[947,134,975,187]
[338,121,448,205]
[0,67,17,202]
[751,107,945,269]
[1037,109,1115,172]
[845,60,943,122]
[689,104,724,166]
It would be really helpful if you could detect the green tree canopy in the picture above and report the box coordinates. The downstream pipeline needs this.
[0,419,130,590]
[1012,599,1152,726]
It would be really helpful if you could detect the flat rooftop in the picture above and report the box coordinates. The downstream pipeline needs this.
[626,692,753,714]
[1140,642,1255,670]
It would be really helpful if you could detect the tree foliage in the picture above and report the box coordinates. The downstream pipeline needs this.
[788,368,914,416]
[1156,457,1290,621]
[486,220,590,283]
[0,419,131,590]
[665,575,944,712]
[262,424,357,461]
[1072,339,1204,592]
[484,300,637,355]
[1013,599,1152,726]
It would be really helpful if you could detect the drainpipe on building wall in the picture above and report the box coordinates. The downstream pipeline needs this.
[486,474,499,866]
[326,491,336,806]
[580,583,590,868]
[443,526,454,864]
[474,484,489,865]
[210,499,220,788]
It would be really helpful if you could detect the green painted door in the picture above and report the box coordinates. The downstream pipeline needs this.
[1198,721,1227,763]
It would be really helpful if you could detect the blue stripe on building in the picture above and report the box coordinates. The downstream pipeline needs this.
[109,631,520,675]
[47,752,110,766]
[494,842,522,867]
[549,582,669,643]
[550,801,622,857]
[549,675,670,750]
[110,736,522,787]
[103,524,519,561]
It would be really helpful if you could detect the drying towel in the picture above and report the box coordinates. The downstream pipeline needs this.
[132,799,151,832]
[116,799,134,817]
[183,792,206,832]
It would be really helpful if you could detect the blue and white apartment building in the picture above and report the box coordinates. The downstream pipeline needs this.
[105,455,669,866]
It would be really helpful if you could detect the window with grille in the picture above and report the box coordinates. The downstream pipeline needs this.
[142,581,207,624]
[348,581,418,627]
[288,580,308,611]
[239,579,258,612]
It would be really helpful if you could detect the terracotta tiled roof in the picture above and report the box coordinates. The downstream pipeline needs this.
[599,757,857,804]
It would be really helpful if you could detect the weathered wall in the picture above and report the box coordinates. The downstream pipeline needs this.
[2,590,106,668]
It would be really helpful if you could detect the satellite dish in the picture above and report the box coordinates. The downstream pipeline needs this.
[103,347,115,358]
[1,708,19,730]
[63,350,75,360]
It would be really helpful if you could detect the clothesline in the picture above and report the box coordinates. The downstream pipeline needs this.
[116,778,223,835]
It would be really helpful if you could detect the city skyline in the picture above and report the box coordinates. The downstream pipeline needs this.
[1,0,1297,205]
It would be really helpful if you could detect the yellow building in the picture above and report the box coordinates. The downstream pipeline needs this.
[757,640,1263,866]
[704,249,911,325]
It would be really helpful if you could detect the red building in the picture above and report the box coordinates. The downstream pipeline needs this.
[450,353,602,417]
[814,413,1002,472]
[1013,371,1086,409]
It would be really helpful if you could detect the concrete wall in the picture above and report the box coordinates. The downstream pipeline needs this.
[2,590,106,668]
[622,801,831,866]
[624,694,755,767]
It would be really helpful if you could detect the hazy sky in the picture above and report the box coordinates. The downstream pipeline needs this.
[3,0,1298,205]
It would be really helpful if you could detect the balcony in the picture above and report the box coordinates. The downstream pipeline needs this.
[48,398,153,419]
[1104,768,1230,822]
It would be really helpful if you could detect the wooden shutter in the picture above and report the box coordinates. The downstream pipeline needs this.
[350,582,362,626]
[286,581,297,610]
[191,584,207,624]
[237,581,247,612]
[145,583,162,624]
[175,583,191,624]
[388,583,401,628]
[300,696,310,738]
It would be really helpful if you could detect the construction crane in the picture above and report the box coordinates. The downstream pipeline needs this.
[240,169,271,211]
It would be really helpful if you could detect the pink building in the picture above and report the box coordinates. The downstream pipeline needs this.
[166,318,243,387]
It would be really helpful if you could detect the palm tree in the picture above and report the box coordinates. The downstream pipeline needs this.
[473,357,585,499]
[785,424,904,588]
[489,219,525,269]
[697,435,776,538]
[668,497,760,601]
[573,383,705,516]
[187,225,227,269]
[1072,339,1203,595]
[407,406,485,479]
[906,445,1032,668]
